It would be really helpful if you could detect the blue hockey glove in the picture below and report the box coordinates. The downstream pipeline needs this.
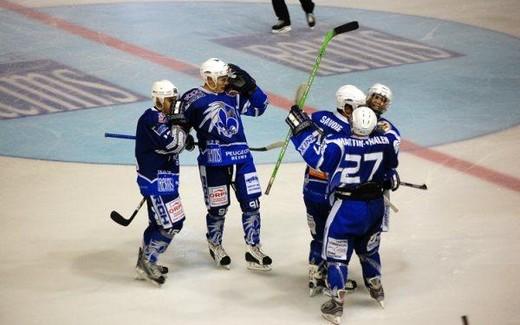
[285,105,314,135]
[227,63,257,97]
[383,169,400,191]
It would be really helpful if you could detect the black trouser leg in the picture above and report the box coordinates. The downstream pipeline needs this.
[272,0,291,23]
[299,0,315,14]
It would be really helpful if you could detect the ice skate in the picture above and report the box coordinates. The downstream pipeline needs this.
[306,12,316,29]
[271,20,291,33]
[135,248,166,286]
[135,247,168,280]
[321,290,345,325]
[309,263,326,296]
[367,276,385,308]
[208,240,231,269]
[245,244,272,271]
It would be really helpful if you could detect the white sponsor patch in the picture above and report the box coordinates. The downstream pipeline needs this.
[165,197,185,224]
[244,172,261,195]
[326,237,349,260]
[208,185,228,207]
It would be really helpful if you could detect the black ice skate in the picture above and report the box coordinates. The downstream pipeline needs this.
[367,276,385,308]
[135,248,166,286]
[306,13,316,29]
[321,290,346,325]
[271,20,291,33]
[245,244,272,271]
[207,240,231,269]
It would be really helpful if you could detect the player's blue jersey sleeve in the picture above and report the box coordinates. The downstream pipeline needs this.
[290,129,342,175]
[239,86,269,117]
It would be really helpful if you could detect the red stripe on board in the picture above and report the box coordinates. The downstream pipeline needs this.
[2,0,519,192]
[0,0,198,76]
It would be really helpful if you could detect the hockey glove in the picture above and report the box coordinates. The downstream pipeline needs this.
[168,101,188,126]
[227,63,257,97]
[383,169,400,191]
[185,134,195,152]
[285,105,314,136]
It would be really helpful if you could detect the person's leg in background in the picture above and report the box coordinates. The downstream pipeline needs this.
[299,0,316,28]
[271,0,292,33]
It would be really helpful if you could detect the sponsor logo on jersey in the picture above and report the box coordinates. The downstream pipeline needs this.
[157,170,178,193]
[182,88,205,108]
[297,134,316,155]
[224,148,250,161]
[151,196,172,228]
[244,172,261,194]
[327,237,349,260]
[165,197,185,224]
[0,60,145,120]
[208,185,228,207]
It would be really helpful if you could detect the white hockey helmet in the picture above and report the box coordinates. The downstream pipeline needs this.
[200,58,229,87]
[335,85,366,113]
[351,106,377,136]
[151,79,178,109]
[367,83,392,114]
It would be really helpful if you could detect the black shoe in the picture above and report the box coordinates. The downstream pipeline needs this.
[272,20,291,33]
[306,13,316,29]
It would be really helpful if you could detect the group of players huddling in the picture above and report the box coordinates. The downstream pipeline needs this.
[133,57,400,325]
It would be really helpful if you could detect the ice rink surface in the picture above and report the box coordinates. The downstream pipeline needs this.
[0,1,519,324]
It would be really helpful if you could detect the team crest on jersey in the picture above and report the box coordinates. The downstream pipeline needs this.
[200,101,239,138]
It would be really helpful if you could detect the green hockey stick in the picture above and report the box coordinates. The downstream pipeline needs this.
[265,21,359,195]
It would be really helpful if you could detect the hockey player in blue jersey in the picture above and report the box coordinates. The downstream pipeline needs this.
[366,83,401,231]
[304,85,366,296]
[286,106,400,324]
[181,58,272,271]
[134,80,188,286]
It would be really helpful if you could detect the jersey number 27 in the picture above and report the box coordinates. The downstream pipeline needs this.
[340,152,383,184]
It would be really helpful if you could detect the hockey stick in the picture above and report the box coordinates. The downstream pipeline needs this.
[384,195,399,213]
[265,21,360,195]
[104,132,284,152]
[401,181,428,190]
[110,197,146,226]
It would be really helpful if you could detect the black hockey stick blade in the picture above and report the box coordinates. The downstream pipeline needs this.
[333,21,359,35]
[110,197,146,226]
[401,181,428,190]
[110,210,132,226]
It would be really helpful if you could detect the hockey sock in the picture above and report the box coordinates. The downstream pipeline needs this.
[206,213,225,245]
[242,211,260,245]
